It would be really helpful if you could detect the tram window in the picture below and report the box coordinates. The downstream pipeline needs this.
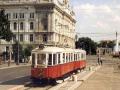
[63,53,65,63]
[77,54,79,61]
[74,54,76,61]
[81,54,84,59]
[78,53,81,60]
[48,54,52,65]
[76,54,77,61]
[66,53,68,63]
[69,53,71,62]
[32,53,35,67]
[53,54,56,65]
[71,53,73,61]
[83,54,85,59]
[37,54,46,64]
[58,54,60,64]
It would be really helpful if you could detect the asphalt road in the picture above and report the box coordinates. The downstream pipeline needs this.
[0,65,31,86]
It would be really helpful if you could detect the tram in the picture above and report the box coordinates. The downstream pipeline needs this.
[31,46,86,83]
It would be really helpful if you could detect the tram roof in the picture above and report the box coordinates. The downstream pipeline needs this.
[32,46,86,53]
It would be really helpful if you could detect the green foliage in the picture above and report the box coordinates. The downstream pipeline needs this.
[98,40,115,49]
[75,37,97,55]
[23,45,33,59]
[0,9,13,41]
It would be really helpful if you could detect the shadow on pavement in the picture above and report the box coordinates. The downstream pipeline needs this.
[0,76,30,85]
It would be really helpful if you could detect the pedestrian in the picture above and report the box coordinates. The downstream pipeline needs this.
[97,56,100,65]
[100,59,103,65]
[97,52,101,65]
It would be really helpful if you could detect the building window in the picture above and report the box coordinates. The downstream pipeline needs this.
[6,13,11,19]
[13,34,16,41]
[20,22,24,30]
[13,13,18,19]
[13,22,17,30]
[30,22,34,30]
[30,34,33,42]
[41,13,48,30]
[19,13,24,18]
[30,13,34,18]
[43,23,48,30]
[43,34,47,42]
[20,34,23,42]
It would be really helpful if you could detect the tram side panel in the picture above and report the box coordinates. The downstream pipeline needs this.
[44,65,60,79]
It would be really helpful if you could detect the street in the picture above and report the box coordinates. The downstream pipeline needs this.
[0,55,120,90]
[0,65,31,90]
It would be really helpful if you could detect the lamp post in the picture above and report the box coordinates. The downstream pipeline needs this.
[17,14,20,65]
[0,36,3,65]
[8,46,12,66]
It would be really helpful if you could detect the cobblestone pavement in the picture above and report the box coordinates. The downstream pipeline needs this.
[76,56,120,90]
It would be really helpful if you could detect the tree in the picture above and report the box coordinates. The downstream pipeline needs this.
[0,9,13,41]
[98,40,115,49]
[0,9,13,65]
[23,45,33,62]
[75,37,97,55]
[12,41,23,64]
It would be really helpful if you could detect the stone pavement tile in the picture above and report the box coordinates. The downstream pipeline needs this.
[75,66,120,90]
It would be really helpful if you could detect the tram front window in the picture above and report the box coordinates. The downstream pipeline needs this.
[32,53,35,67]
[37,54,46,65]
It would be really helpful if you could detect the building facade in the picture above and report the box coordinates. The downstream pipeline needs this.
[0,0,76,52]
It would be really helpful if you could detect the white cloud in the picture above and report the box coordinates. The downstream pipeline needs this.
[74,3,112,14]
[73,3,120,41]
[113,15,120,22]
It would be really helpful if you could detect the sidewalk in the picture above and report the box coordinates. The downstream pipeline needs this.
[0,62,31,69]
[75,65,120,90]
[47,65,100,90]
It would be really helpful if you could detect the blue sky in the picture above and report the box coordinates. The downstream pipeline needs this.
[69,0,120,41]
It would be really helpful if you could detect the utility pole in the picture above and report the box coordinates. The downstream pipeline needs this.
[17,12,20,65]
[115,31,119,53]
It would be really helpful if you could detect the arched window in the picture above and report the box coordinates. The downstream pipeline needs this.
[13,22,17,30]
[20,22,24,30]
[30,22,34,30]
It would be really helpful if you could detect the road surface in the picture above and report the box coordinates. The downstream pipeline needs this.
[0,65,31,90]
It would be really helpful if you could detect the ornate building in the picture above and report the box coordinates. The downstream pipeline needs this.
[0,0,76,52]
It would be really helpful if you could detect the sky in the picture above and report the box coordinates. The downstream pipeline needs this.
[69,0,120,41]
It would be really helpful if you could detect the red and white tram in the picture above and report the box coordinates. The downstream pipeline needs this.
[31,46,86,83]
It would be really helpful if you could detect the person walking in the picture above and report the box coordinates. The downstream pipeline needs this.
[97,49,101,65]
[100,59,103,65]
[97,55,100,65]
